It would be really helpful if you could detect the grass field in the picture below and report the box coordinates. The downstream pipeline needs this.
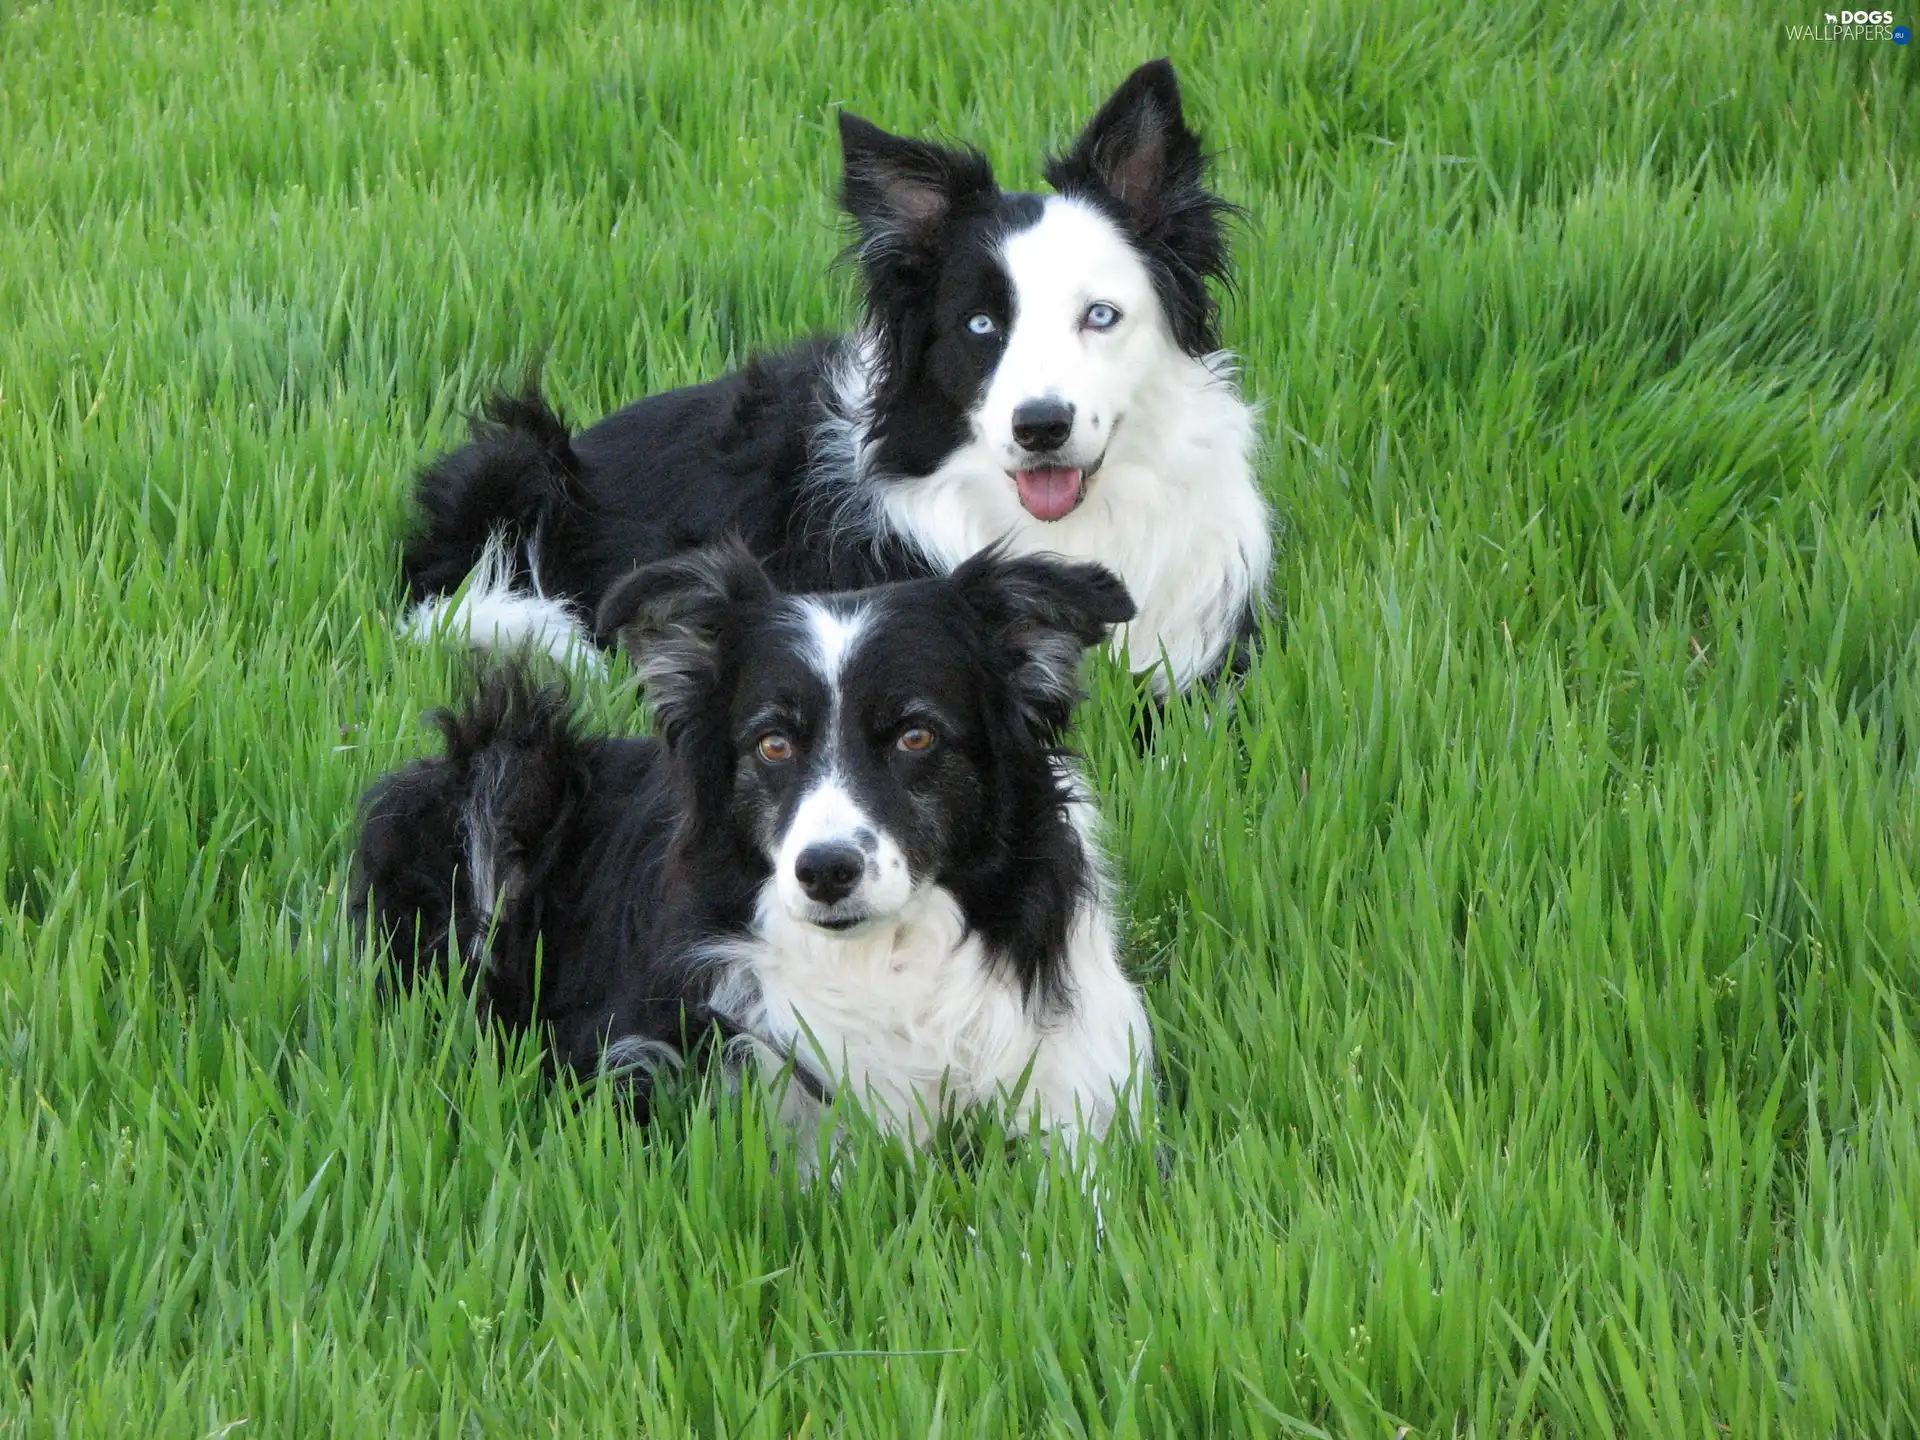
[4,0,1918,1433]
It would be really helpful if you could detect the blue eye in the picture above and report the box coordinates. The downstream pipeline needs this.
[1084,303,1120,330]
[966,313,997,336]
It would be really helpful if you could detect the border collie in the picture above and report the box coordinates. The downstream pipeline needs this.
[355,543,1154,1162]
[402,59,1270,695]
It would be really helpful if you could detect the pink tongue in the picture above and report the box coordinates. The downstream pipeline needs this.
[1015,467,1085,521]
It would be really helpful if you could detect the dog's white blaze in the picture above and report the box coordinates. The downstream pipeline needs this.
[711,762,1153,1165]
[403,530,598,666]
[773,776,913,921]
[774,599,912,922]
[863,197,1271,692]
[795,597,867,681]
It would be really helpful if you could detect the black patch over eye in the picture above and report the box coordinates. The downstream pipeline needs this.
[896,725,936,753]
[757,732,795,763]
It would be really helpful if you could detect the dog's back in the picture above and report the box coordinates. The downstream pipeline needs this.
[399,342,887,661]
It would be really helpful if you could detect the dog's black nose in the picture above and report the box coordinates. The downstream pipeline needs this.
[1011,397,1074,453]
[794,842,865,906]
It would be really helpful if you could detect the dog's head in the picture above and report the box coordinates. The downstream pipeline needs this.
[598,541,1134,932]
[838,59,1234,516]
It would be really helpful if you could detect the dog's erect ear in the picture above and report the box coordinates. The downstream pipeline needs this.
[951,548,1137,741]
[1044,60,1232,355]
[595,539,775,733]
[839,111,998,266]
[1045,59,1203,220]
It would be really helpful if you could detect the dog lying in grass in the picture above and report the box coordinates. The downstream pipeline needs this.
[401,59,1269,697]
[354,542,1155,1166]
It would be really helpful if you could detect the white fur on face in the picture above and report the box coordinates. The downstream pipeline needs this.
[772,776,914,925]
[771,601,913,927]
[854,197,1272,692]
[979,197,1168,470]
[796,596,866,678]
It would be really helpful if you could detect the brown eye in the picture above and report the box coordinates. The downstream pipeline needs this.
[757,732,794,763]
[897,725,935,754]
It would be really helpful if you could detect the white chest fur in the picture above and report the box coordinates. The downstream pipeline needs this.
[707,822,1152,1156]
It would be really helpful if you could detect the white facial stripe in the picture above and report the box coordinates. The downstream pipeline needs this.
[778,600,914,925]
[774,775,913,923]
[780,778,870,866]
[793,597,865,770]
[796,599,868,688]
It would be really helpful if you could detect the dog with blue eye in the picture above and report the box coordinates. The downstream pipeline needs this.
[400,60,1269,699]
[353,541,1155,1165]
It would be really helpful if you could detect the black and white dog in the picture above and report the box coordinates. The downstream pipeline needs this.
[403,59,1270,695]
[356,543,1154,1160]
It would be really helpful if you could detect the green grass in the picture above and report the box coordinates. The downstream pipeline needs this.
[3,0,1917,1432]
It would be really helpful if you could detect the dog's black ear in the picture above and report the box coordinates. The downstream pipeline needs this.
[595,539,775,734]
[951,548,1137,741]
[1044,59,1231,354]
[1045,59,1201,219]
[838,111,998,267]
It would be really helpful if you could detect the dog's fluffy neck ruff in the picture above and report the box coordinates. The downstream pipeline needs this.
[701,781,1149,1152]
